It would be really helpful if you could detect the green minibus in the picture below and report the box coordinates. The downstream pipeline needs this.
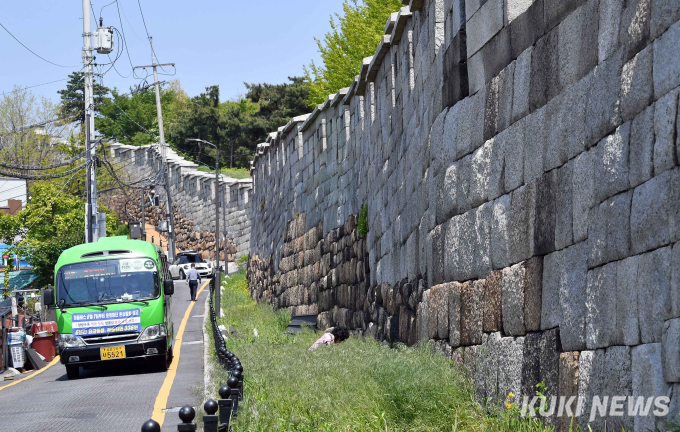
[42,236,175,380]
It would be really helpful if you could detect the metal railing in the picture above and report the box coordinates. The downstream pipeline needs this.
[141,275,244,431]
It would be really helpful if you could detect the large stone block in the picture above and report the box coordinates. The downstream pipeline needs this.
[638,246,672,343]
[629,105,655,188]
[444,212,473,281]
[529,31,560,112]
[585,262,617,349]
[503,263,526,336]
[555,161,573,250]
[428,286,440,340]
[490,194,511,269]
[653,88,678,176]
[509,182,536,264]
[512,47,533,123]
[473,203,493,279]
[599,0,624,62]
[523,257,543,332]
[469,139,493,208]
[620,43,653,122]
[546,79,588,168]
[632,343,671,432]
[483,270,503,332]
[588,190,632,268]
[521,332,541,397]
[523,106,547,184]
[417,290,430,342]
[542,242,588,351]
[497,335,525,405]
[653,19,680,101]
[585,50,623,148]
[503,119,525,192]
[594,121,631,204]
[461,280,483,345]
[663,318,680,382]
[428,224,445,286]
[631,169,672,255]
[651,0,680,40]
[544,0,588,32]
[448,281,462,347]
[615,255,641,346]
[428,108,448,177]
[509,2,543,60]
[572,149,594,243]
[618,0,651,61]
[436,164,458,225]
[558,352,580,432]
[673,243,680,320]
[466,0,504,56]
[442,31,470,110]
[534,170,557,256]
[557,0,598,90]
[578,347,633,431]
[436,283,451,340]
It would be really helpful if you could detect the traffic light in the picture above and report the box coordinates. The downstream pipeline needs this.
[16,293,24,308]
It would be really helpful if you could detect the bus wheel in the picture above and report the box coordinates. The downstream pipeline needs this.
[66,365,79,380]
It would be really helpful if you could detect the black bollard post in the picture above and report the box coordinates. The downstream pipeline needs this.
[177,405,197,432]
[203,399,219,432]
[232,369,244,400]
[218,385,233,428]
[141,419,161,432]
[227,376,239,416]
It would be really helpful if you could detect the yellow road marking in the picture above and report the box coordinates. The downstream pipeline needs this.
[151,279,209,427]
[0,355,61,392]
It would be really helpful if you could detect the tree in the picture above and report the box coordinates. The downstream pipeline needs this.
[0,87,69,168]
[97,79,187,146]
[10,180,120,283]
[304,0,402,106]
[57,71,110,127]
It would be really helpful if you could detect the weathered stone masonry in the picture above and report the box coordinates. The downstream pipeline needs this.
[249,0,680,429]
[107,143,252,259]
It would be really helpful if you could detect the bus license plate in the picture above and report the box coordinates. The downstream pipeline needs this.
[100,346,126,360]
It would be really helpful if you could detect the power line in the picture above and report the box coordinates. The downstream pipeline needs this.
[0,163,86,181]
[0,22,79,68]
[0,79,69,97]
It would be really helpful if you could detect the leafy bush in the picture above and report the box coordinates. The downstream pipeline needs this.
[358,204,368,237]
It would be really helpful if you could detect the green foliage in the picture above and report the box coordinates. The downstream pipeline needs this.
[236,254,249,265]
[167,78,308,170]
[3,181,121,283]
[358,203,368,237]
[57,72,110,127]
[305,0,402,106]
[97,80,187,146]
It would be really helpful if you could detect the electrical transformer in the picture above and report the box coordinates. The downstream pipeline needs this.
[95,26,114,54]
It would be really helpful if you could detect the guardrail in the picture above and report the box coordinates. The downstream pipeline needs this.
[141,275,244,431]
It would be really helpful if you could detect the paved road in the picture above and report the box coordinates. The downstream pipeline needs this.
[0,279,207,431]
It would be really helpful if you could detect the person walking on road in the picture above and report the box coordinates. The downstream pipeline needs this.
[185,263,201,301]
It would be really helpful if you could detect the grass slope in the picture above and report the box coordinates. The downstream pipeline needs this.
[209,268,570,432]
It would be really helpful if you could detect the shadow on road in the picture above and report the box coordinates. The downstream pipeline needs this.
[54,358,167,382]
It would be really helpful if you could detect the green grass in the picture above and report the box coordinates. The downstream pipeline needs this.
[196,165,251,179]
[208,268,566,432]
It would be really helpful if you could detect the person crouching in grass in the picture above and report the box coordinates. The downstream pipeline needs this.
[309,327,350,350]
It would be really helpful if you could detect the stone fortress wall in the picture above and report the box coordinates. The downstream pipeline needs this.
[247,0,680,429]
[108,143,252,259]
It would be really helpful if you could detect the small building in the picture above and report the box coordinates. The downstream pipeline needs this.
[0,177,27,215]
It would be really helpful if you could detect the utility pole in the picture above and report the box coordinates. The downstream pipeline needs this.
[187,139,222,312]
[134,39,176,261]
[83,0,98,243]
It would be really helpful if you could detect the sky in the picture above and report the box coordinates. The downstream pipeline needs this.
[0,0,345,103]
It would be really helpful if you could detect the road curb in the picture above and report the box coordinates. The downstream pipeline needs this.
[203,289,213,400]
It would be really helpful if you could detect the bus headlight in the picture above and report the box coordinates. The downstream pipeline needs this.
[58,334,86,348]
[138,324,166,341]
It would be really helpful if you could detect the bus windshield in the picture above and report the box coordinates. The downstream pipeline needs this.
[57,258,159,307]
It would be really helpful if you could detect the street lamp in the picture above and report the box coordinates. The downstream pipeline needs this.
[187,138,223,312]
